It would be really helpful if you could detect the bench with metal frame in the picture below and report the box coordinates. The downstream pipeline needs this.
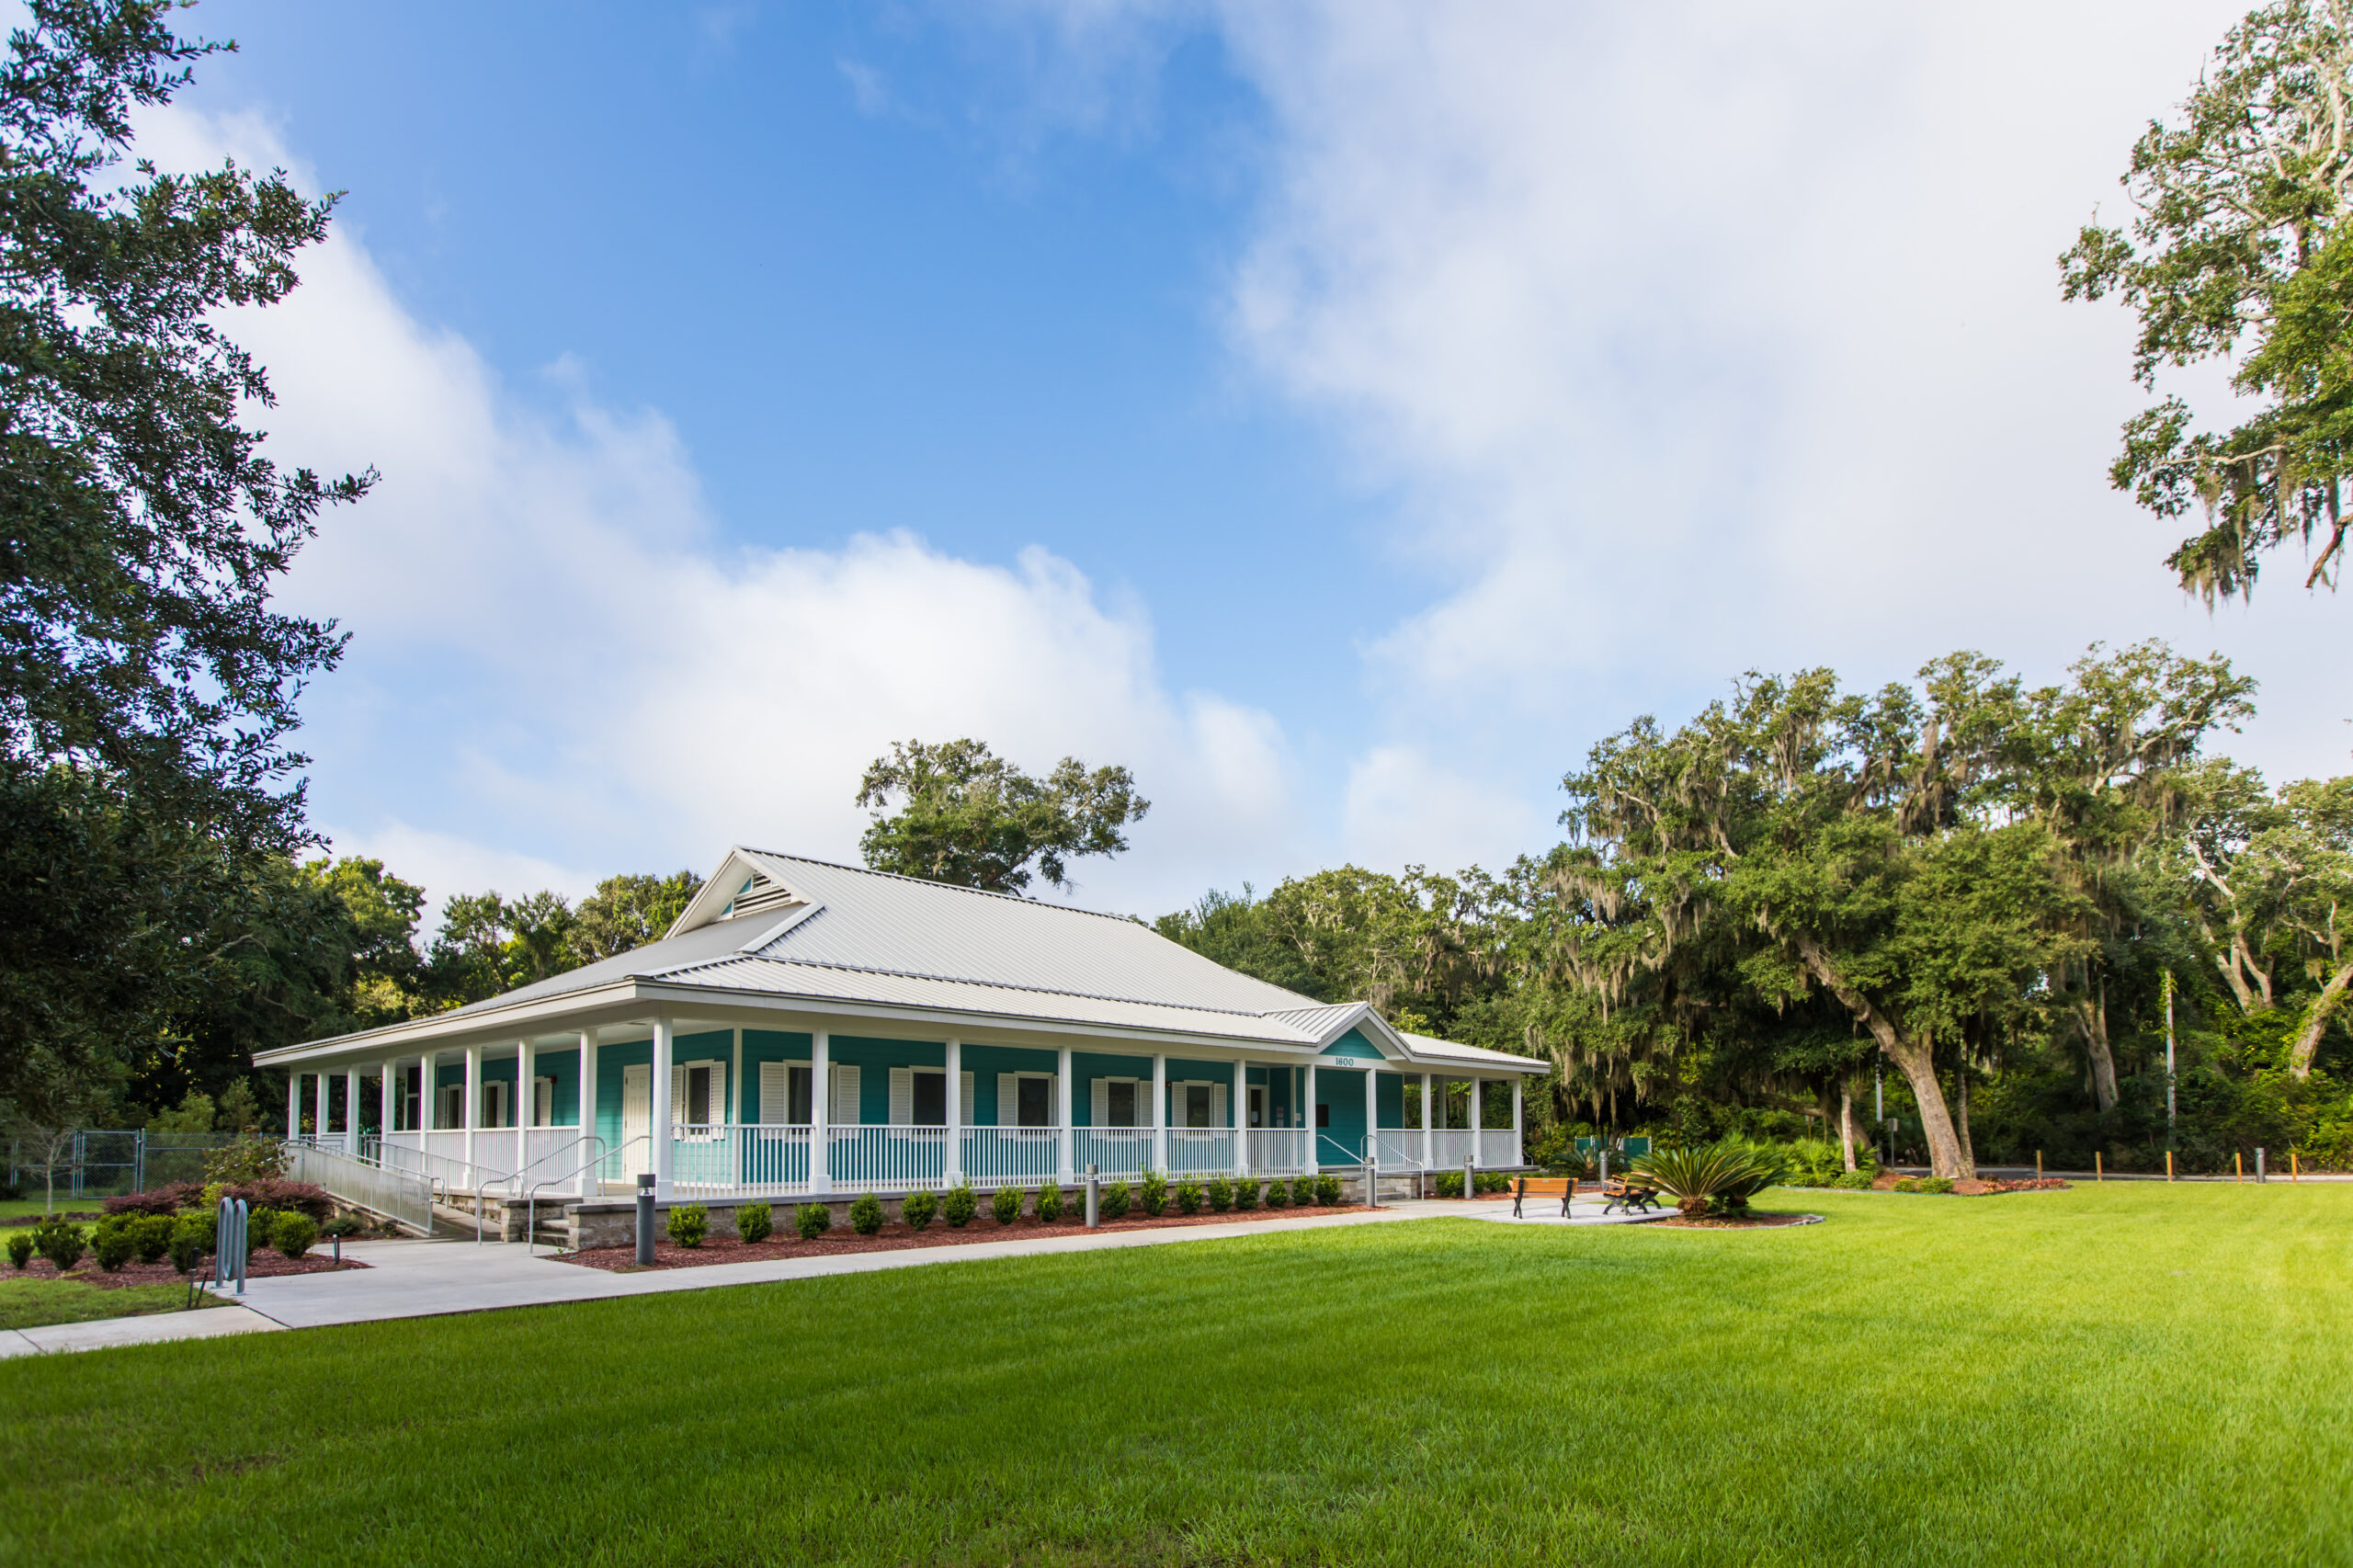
[1510,1176,1577,1218]
[1600,1176,1660,1215]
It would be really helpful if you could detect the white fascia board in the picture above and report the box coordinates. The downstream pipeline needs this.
[1306,1006,1547,1075]
[256,977,1346,1071]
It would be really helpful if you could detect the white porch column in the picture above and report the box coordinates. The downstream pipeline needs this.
[1469,1078,1482,1168]
[516,1038,534,1176]
[419,1052,435,1140]
[286,1074,301,1139]
[730,1028,744,1125]
[381,1059,397,1146]
[810,1028,831,1193]
[1303,1061,1318,1171]
[1364,1066,1379,1164]
[1056,1046,1074,1182]
[1233,1059,1248,1176]
[1152,1052,1168,1174]
[649,1019,674,1199]
[944,1038,963,1182]
[313,1069,329,1145]
[344,1067,360,1153]
[1511,1078,1524,1165]
[463,1045,482,1183]
[1421,1072,1433,1168]
[576,1029,598,1199]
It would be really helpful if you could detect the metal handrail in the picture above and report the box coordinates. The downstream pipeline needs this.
[469,1133,600,1245]
[524,1134,644,1256]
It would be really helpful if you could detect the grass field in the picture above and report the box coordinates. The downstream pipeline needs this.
[0,1197,108,1222]
[2,1185,2347,1566]
[0,1278,217,1331]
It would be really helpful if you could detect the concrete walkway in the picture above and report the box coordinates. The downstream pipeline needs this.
[0,1199,1656,1358]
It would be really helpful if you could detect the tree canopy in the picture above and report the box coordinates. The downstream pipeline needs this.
[2063,0,2353,600]
[856,738,1149,895]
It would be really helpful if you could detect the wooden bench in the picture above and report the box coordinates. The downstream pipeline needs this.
[1600,1178,1660,1216]
[1511,1176,1576,1218]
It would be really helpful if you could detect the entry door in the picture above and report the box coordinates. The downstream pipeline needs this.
[622,1064,651,1160]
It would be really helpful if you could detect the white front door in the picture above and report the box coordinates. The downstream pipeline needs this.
[622,1064,651,1163]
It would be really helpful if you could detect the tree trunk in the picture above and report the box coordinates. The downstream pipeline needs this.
[2069,963,2120,1113]
[1792,937,1970,1178]
[1839,1081,1858,1171]
[1954,1070,1975,1176]
[2289,958,2353,1079]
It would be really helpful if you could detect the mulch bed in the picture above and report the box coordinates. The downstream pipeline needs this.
[1957,1177,2071,1195]
[3,1252,369,1290]
[1651,1211,1822,1230]
[562,1204,1378,1272]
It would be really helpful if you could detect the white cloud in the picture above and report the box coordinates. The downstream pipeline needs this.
[134,105,1298,926]
[1190,0,2352,821]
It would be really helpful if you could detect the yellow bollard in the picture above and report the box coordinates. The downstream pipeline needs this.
[2036,1150,2043,1179]
[2235,1151,2244,1183]
[2166,1150,2175,1182]
[2292,1151,2299,1184]
[2096,1150,2103,1182]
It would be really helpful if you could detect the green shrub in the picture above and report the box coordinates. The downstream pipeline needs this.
[991,1187,1021,1225]
[90,1221,136,1272]
[1290,1176,1315,1207]
[901,1188,938,1232]
[274,1214,317,1259]
[200,1134,288,1186]
[1313,1174,1342,1206]
[1098,1179,1131,1221]
[1432,1170,1463,1199]
[666,1203,710,1247]
[1175,1180,1204,1215]
[1207,1176,1234,1212]
[794,1202,831,1241]
[166,1221,203,1275]
[1831,1170,1873,1190]
[1475,1172,1512,1195]
[850,1193,884,1235]
[1037,1181,1063,1222]
[941,1184,978,1228]
[1231,1176,1258,1210]
[1140,1170,1168,1217]
[6,1231,34,1270]
[320,1214,364,1240]
[1263,1176,1290,1209]
[244,1210,278,1259]
[735,1201,773,1244]
[176,1209,217,1255]
[31,1216,85,1272]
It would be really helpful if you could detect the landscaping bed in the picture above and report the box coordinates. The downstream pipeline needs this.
[563,1204,1377,1271]
[1652,1210,1822,1229]
[4,1251,366,1290]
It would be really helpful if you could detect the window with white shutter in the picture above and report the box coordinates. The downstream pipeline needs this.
[534,1075,554,1128]
[890,1066,915,1126]
[760,1061,787,1125]
[961,1071,974,1127]
[1089,1078,1109,1128]
[670,1063,687,1125]
[830,1063,862,1125]
[1212,1083,1229,1128]
[996,1073,1018,1128]
[911,1071,947,1127]
[1017,1074,1051,1127]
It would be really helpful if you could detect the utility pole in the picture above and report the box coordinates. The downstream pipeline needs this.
[2163,970,2177,1149]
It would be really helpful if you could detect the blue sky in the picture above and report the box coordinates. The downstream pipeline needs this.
[153,1,2344,923]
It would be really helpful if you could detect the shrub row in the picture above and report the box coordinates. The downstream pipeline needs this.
[7,1205,324,1275]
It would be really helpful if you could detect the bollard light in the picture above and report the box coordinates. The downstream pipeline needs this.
[1085,1164,1101,1229]
[635,1173,656,1266]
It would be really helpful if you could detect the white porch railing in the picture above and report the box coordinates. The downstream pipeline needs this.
[286,1142,433,1234]
[670,1124,812,1198]
[1369,1131,1430,1170]
[1247,1129,1313,1174]
[828,1124,951,1191]
[1427,1130,1478,1168]
[1167,1129,1233,1175]
[1072,1129,1154,1179]
[962,1127,1060,1187]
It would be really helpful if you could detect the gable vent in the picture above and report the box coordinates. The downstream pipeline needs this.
[722,872,800,920]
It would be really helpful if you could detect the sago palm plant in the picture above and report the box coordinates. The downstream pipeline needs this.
[1632,1141,1788,1216]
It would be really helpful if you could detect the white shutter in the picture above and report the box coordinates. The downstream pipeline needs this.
[760,1062,787,1126]
[961,1071,974,1126]
[712,1062,727,1126]
[831,1063,861,1125]
[996,1074,1017,1127]
[1090,1077,1109,1128]
[671,1063,688,1127]
[1213,1083,1229,1128]
[890,1066,915,1126]
[535,1076,554,1129]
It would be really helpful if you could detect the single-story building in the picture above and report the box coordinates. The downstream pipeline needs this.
[257,848,1546,1218]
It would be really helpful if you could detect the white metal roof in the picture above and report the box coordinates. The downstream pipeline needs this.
[260,847,1548,1074]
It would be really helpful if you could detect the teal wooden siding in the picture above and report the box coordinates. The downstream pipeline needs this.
[961,1043,1060,1124]
[738,1030,813,1122]
[1313,1064,1369,1164]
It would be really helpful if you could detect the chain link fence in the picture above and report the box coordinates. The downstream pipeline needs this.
[6,1130,244,1201]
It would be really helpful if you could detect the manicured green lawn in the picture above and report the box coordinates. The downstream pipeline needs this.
[0,1197,109,1222]
[0,1278,219,1331]
[2,1186,2347,1566]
